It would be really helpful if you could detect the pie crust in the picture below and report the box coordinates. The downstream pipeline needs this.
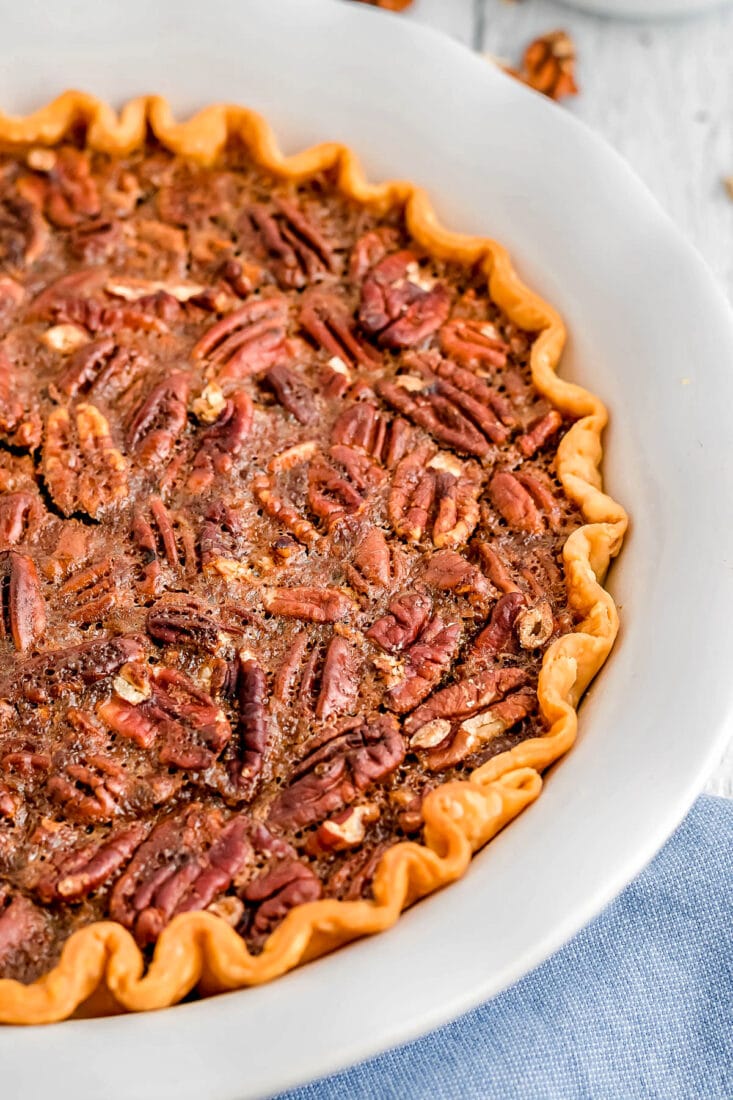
[0,92,627,1023]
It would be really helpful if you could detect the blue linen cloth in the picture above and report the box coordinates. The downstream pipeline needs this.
[282,794,733,1100]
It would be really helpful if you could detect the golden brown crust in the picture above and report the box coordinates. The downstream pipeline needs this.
[0,92,627,1024]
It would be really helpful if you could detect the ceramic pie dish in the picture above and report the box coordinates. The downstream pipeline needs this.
[0,2,732,1098]
[0,90,625,1023]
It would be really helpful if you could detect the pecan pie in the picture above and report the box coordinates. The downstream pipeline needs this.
[0,94,626,1023]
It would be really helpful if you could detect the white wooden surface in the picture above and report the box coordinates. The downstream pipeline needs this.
[399,0,733,796]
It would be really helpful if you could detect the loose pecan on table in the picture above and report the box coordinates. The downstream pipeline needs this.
[507,31,579,102]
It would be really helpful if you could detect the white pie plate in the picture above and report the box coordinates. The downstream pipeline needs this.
[2,1,733,1097]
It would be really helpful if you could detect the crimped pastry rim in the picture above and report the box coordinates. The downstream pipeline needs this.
[0,92,628,1025]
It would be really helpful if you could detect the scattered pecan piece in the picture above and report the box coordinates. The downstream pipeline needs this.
[263,586,356,623]
[35,823,146,902]
[110,807,252,944]
[512,30,579,102]
[268,714,405,829]
[515,599,554,649]
[43,403,129,518]
[306,804,381,855]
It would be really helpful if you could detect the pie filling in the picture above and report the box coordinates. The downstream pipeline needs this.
[0,139,582,984]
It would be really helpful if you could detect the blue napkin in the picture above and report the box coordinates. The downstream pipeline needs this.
[282,794,733,1100]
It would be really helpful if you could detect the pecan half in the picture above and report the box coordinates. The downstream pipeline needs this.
[18,635,144,703]
[471,591,526,661]
[263,586,356,623]
[488,470,563,532]
[191,298,288,379]
[133,497,198,595]
[273,631,361,723]
[367,590,432,653]
[0,551,45,652]
[99,665,232,770]
[0,890,48,969]
[384,615,461,714]
[0,194,47,269]
[263,363,317,425]
[421,549,492,608]
[126,372,189,467]
[300,287,380,367]
[306,451,368,528]
[60,558,119,624]
[267,714,404,829]
[439,319,509,370]
[187,391,253,492]
[331,403,414,468]
[35,823,146,902]
[21,146,100,227]
[416,687,536,771]
[0,491,46,549]
[0,346,40,449]
[388,446,482,548]
[47,754,136,824]
[53,336,141,400]
[43,403,128,518]
[242,858,322,943]
[359,250,451,348]
[517,410,563,457]
[404,665,529,736]
[346,527,406,593]
[145,594,224,653]
[110,807,252,944]
[241,197,335,289]
[231,656,270,793]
